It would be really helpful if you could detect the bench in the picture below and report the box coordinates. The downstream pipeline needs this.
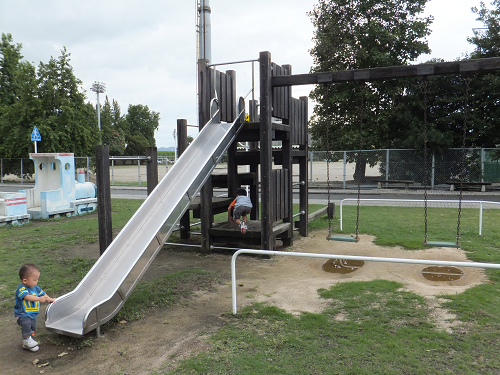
[374,179,414,190]
[446,181,492,192]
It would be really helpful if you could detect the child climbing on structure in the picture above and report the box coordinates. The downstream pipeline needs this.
[228,188,253,234]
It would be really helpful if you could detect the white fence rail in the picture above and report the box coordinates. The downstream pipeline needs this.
[339,199,500,235]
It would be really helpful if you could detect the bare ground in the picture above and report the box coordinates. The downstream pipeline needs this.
[0,231,489,375]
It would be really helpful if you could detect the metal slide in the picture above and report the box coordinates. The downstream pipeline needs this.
[46,106,244,337]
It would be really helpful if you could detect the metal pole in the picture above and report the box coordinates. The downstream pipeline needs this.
[309,151,313,181]
[231,249,500,314]
[385,149,389,180]
[1,159,3,184]
[138,159,141,186]
[20,159,23,184]
[481,148,485,182]
[431,152,435,189]
[111,159,114,186]
[252,60,255,105]
[479,202,483,236]
[87,157,90,182]
[343,151,347,189]
[97,92,101,131]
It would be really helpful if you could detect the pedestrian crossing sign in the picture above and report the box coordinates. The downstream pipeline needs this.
[31,126,41,141]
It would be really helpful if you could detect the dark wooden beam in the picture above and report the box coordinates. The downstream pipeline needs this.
[298,96,309,237]
[260,51,274,250]
[95,145,112,256]
[146,147,158,196]
[177,119,190,240]
[272,57,500,87]
[198,59,213,254]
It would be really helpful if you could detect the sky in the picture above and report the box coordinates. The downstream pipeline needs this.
[0,0,486,149]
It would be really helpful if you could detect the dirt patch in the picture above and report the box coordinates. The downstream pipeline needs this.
[0,232,489,374]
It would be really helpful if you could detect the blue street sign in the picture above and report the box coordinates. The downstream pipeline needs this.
[31,126,41,142]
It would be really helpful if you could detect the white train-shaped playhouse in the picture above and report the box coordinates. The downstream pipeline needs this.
[0,153,97,226]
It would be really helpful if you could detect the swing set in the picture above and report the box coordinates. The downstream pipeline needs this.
[322,66,478,248]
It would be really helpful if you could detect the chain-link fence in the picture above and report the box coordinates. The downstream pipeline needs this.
[309,148,500,189]
[1,148,499,188]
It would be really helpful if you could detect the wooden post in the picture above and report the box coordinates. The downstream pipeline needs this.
[146,147,158,195]
[95,145,112,256]
[226,70,238,197]
[249,99,259,221]
[299,96,309,237]
[199,59,213,253]
[281,64,293,247]
[177,119,191,239]
[260,51,274,250]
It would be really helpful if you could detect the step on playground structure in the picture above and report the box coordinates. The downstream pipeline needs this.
[45,52,500,337]
[0,153,97,226]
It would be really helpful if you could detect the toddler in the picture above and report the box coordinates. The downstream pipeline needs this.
[14,263,55,352]
[228,188,253,234]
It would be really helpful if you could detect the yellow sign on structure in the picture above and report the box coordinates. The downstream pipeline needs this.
[245,113,249,122]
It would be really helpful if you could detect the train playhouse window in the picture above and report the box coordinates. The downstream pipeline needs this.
[51,162,56,171]
[65,163,70,170]
[39,163,45,171]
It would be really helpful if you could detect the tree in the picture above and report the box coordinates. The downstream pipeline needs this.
[465,1,500,148]
[101,97,126,155]
[124,104,159,155]
[35,47,99,156]
[308,0,432,180]
[0,40,100,162]
[0,33,23,107]
[309,0,433,148]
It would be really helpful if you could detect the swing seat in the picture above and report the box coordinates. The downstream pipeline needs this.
[424,241,460,248]
[327,235,359,243]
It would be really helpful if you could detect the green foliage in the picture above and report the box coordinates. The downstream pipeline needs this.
[0,34,162,166]
[308,0,432,155]
[124,104,159,155]
[101,96,127,155]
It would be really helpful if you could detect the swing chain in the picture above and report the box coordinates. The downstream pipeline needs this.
[356,82,365,239]
[456,75,470,245]
[422,76,428,243]
[326,85,332,237]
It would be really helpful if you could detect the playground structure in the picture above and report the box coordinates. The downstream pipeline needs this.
[0,153,97,226]
[45,52,500,337]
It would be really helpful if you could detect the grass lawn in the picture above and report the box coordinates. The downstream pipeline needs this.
[2,199,500,374]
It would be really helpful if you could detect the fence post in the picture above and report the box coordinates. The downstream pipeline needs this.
[481,148,485,182]
[385,149,390,180]
[343,151,347,189]
[138,159,141,186]
[431,152,435,189]
[111,159,114,186]
[309,151,313,182]
[87,157,90,182]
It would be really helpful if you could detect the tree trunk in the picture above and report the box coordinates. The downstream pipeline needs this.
[353,155,367,183]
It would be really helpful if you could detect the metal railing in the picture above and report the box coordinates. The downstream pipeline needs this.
[231,249,500,314]
[339,198,500,235]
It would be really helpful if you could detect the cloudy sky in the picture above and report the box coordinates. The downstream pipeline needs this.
[0,0,485,148]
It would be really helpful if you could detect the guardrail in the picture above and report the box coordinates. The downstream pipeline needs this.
[339,199,500,235]
[231,249,500,314]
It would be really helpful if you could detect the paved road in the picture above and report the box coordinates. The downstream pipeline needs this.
[2,184,499,205]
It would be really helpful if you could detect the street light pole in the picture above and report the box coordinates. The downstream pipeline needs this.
[90,81,106,131]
